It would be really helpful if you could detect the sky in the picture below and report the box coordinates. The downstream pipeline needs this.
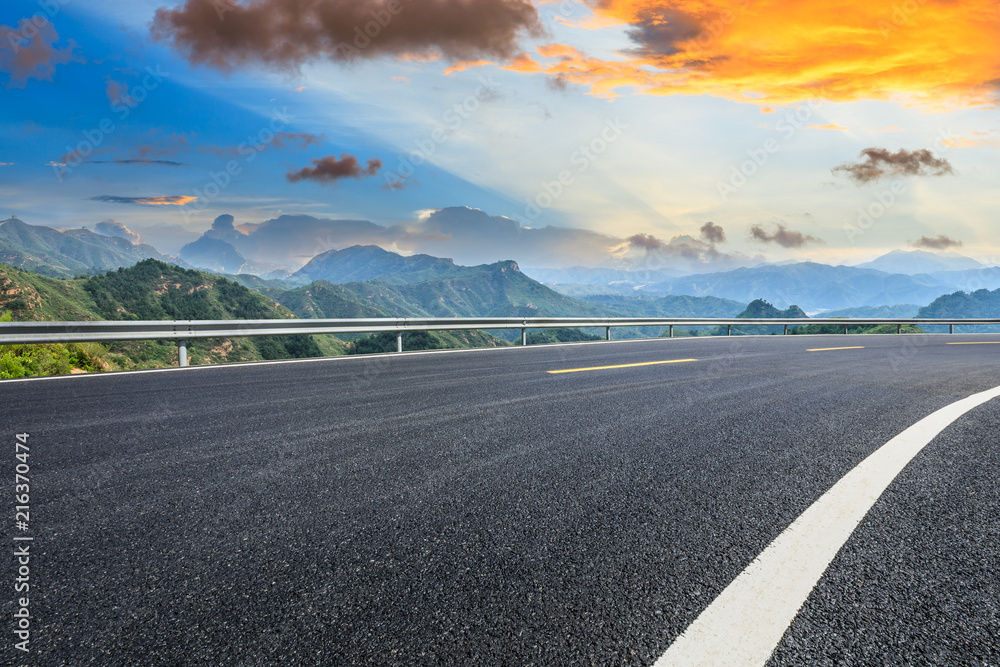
[1,0,998,271]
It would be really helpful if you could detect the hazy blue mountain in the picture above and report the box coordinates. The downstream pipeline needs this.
[578,293,745,318]
[643,262,955,310]
[180,237,248,274]
[925,266,1000,292]
[822,304,921,318]
[294,245,462,284]
[856,249,985,275]
[0,217,179,278]
[522,265,685,287]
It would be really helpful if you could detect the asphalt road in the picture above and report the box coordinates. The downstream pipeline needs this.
[3,333,999,665]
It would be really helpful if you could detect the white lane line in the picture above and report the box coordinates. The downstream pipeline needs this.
[655,383,1000,667]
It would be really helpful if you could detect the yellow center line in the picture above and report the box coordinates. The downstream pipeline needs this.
[547,359,698,374]
[807,346,865,352]
[947,341,1000,345]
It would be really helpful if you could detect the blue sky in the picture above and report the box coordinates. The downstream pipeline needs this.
[1,0,997,269]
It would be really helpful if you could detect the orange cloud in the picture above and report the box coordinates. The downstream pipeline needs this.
[90,195,198,206]
[501,52,543,73]
[808,123,848,131]
[940,131,1000,148]
[533,0,1000,107]
[443,59,494,75]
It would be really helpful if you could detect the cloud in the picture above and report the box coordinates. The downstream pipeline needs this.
[749,223,822,248]
[105,78,133,106]
[624,8,704,58]
[621,229,752,273]
[84,159,187,166]
[832,147,954,184]
[94,219,141,244]
[0,18,83,88]
[627,233,665,250]
[523,0,1000,107]
[151,0,542,71]
[939,130,1000,149]
[90,195,199,206]
[212,213,236,235]
[699,222,726,244]
[808,123,847,131]
[286,154,382,185]
[199,131,324,158]
[911,234,962,250]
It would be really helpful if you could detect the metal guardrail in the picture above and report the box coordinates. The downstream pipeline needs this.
[2,317,999,366]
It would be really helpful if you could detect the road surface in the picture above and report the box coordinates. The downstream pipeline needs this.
[3,333,998,665]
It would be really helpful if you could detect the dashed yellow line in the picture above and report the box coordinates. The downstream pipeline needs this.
[806,346,865,352]
[547,359,698,374]
[947,341,1000,345]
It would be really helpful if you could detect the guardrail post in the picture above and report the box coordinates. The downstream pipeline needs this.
[606,326,611,341]
[897,324,901,334]
[727,325,731,336]
[783,324,787,335]
[949,324,954,334]
[844,324,848,335]
[669,325,673,338]
[396,332,403,353]
[178,340,188,367]
[521,328,527,346]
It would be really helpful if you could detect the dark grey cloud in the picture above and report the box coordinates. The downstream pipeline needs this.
[84,159,187,166]
[749,223,822,248]
[151,0,542,71]
[623,229,753,273]
[625,8,703,57]
[0,18,83,88]
[832,147,954,184]
[912,234,962,250]
[199,131,324,157]
[700,221,726,244]
[287,154,381,185]
[627,233,665,250]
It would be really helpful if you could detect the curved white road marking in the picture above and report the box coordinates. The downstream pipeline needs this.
[656,383,1000,667]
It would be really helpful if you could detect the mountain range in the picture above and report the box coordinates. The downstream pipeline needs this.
[0,217,180,278]
[4,215,1000,317]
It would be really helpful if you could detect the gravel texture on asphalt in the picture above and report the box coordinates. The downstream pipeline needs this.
[2,333,998,665]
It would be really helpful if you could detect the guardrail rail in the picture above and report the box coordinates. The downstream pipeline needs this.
[2,317,999,366]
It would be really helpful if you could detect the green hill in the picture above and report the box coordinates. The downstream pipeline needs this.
[0,260,335,375]
[711,299,808,335]
[916,289,1000,333]
[0,217,179,278]
[295,245,464,285]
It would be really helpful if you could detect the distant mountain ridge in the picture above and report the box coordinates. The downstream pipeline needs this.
[855,249,983,275]
[641,262,968,311]
[294,245,463,285]
[0,217,180,278]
